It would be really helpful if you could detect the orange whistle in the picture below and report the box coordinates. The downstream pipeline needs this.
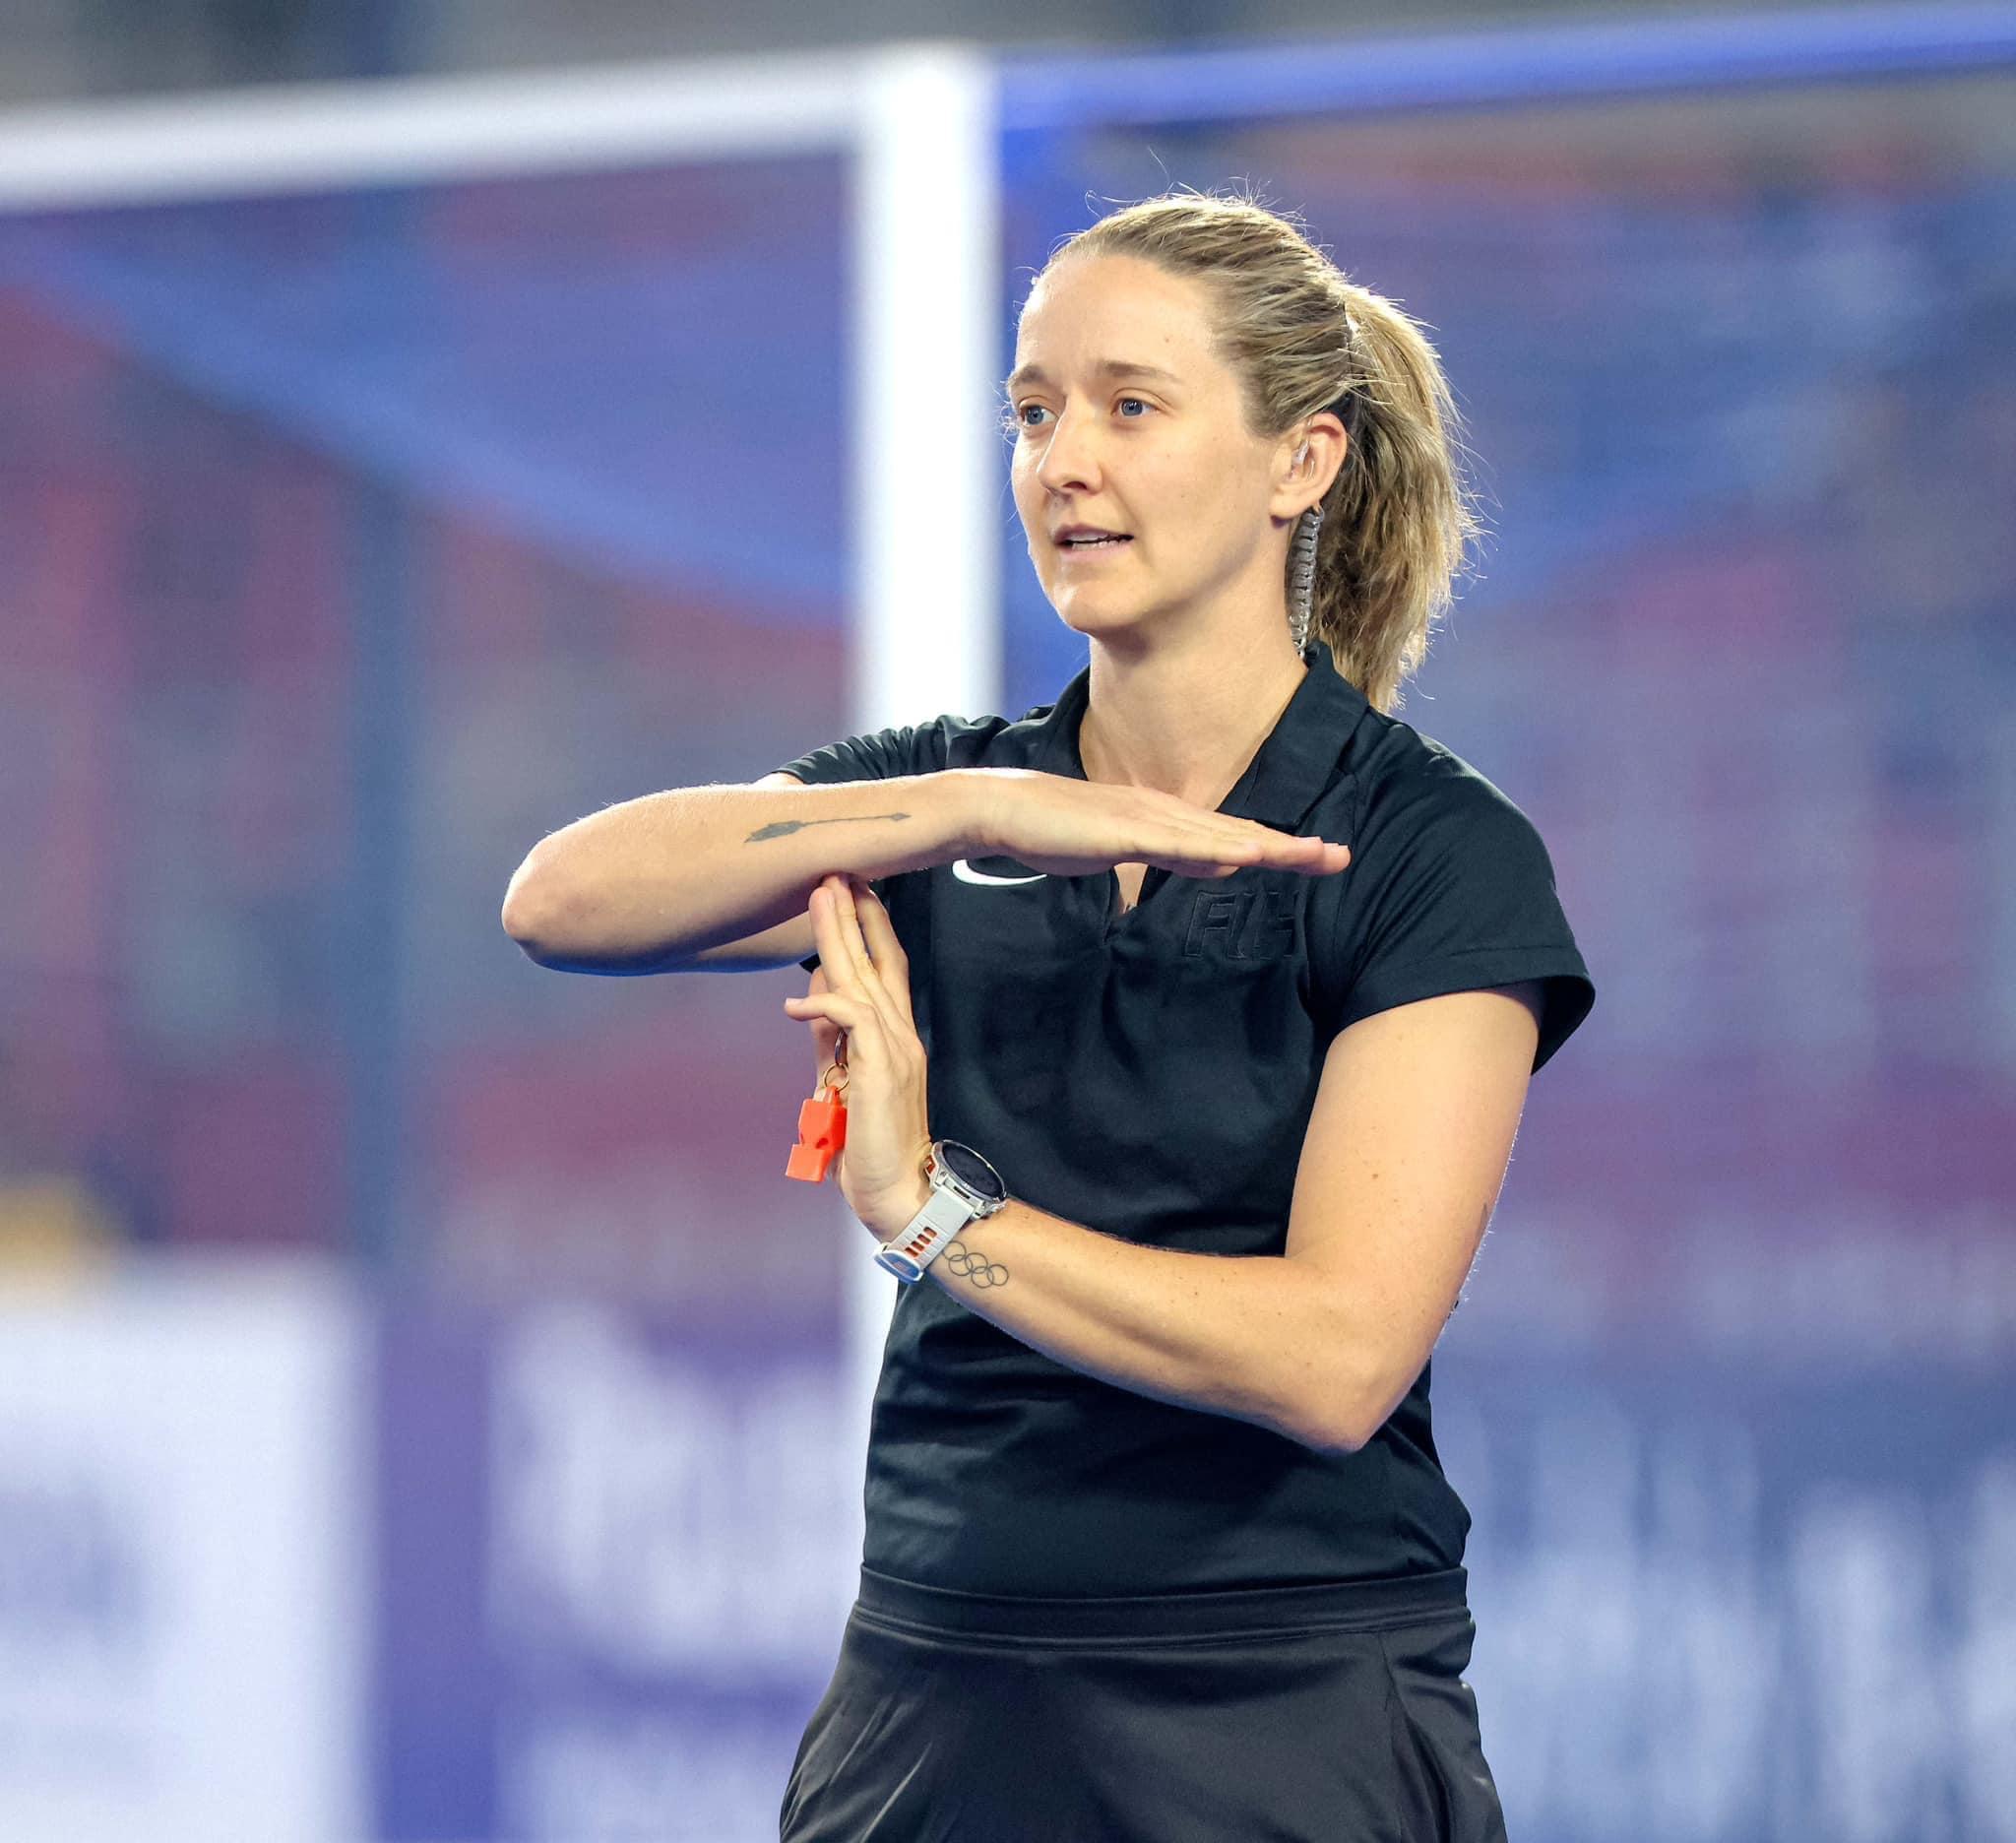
[786,1077,848,1182]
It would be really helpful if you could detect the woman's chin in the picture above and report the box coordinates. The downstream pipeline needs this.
[1056,610,1124,641]
[1050,593,1145,638]
[1057,614,1163,660]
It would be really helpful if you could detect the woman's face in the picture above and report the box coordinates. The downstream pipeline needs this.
[1007,252,1292,646]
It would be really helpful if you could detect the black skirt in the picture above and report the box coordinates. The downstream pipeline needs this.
[780,1564,1507,1843]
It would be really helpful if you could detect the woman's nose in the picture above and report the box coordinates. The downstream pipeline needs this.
[1035,407,1101,494]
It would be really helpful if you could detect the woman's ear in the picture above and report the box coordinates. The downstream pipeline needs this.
[1274,412,1348,518]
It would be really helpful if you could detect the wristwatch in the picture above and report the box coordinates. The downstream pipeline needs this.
[873,1140,1009,1284]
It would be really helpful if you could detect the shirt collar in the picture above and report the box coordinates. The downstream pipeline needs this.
[1026,636,1368,830]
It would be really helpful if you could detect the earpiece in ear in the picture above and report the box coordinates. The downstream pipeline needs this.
[1294,441,1310,470]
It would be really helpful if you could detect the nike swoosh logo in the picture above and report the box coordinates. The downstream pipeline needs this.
[951,858,1048,886]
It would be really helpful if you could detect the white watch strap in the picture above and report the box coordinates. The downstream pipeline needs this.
[873,1184,975,1284]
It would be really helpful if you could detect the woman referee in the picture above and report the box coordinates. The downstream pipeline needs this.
[503,190,1595,1841]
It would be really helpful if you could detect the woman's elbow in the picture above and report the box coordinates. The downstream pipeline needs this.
[501,854,574,962]
[1291,1406,1371,1459]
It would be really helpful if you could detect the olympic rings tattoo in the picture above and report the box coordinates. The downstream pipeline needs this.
[943,1241,1010,1289]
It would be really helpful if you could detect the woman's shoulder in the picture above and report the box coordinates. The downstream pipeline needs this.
[1349,711,1541,836]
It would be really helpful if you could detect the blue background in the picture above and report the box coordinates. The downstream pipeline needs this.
[1,34,2010,1843]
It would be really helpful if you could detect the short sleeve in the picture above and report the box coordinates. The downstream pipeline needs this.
[769,721,956,974]
[772,721,947,791]
[1333,770,1595,1073]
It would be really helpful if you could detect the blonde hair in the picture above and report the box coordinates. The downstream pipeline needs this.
[1033,188,1486,714]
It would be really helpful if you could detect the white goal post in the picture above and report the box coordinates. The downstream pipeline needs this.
[0,40,1002,1521]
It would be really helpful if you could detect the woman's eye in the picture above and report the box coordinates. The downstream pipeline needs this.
[1009,398,1150,429]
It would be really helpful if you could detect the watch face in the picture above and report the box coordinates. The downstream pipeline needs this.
[936,1140,1006,1202]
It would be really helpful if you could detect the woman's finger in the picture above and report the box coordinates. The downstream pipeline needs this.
[804,887,857,1012]
[802,965,844,1074]
[812,877,899,1040]
[783,987,882,1050]
[810,880,875,994]
[848,879,914,1029]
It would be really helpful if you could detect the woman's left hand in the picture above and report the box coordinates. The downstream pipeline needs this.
[783,873,933,1239]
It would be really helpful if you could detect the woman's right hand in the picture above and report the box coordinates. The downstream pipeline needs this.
[957,768,1351,880]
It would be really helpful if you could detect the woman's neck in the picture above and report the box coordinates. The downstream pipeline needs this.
[1078,627,1307,811]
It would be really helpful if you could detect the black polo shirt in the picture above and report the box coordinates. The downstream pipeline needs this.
[775,636,1594,1597]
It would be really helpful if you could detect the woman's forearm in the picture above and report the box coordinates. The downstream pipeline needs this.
[501,771,986,972]
[889,1186,1357,1457]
